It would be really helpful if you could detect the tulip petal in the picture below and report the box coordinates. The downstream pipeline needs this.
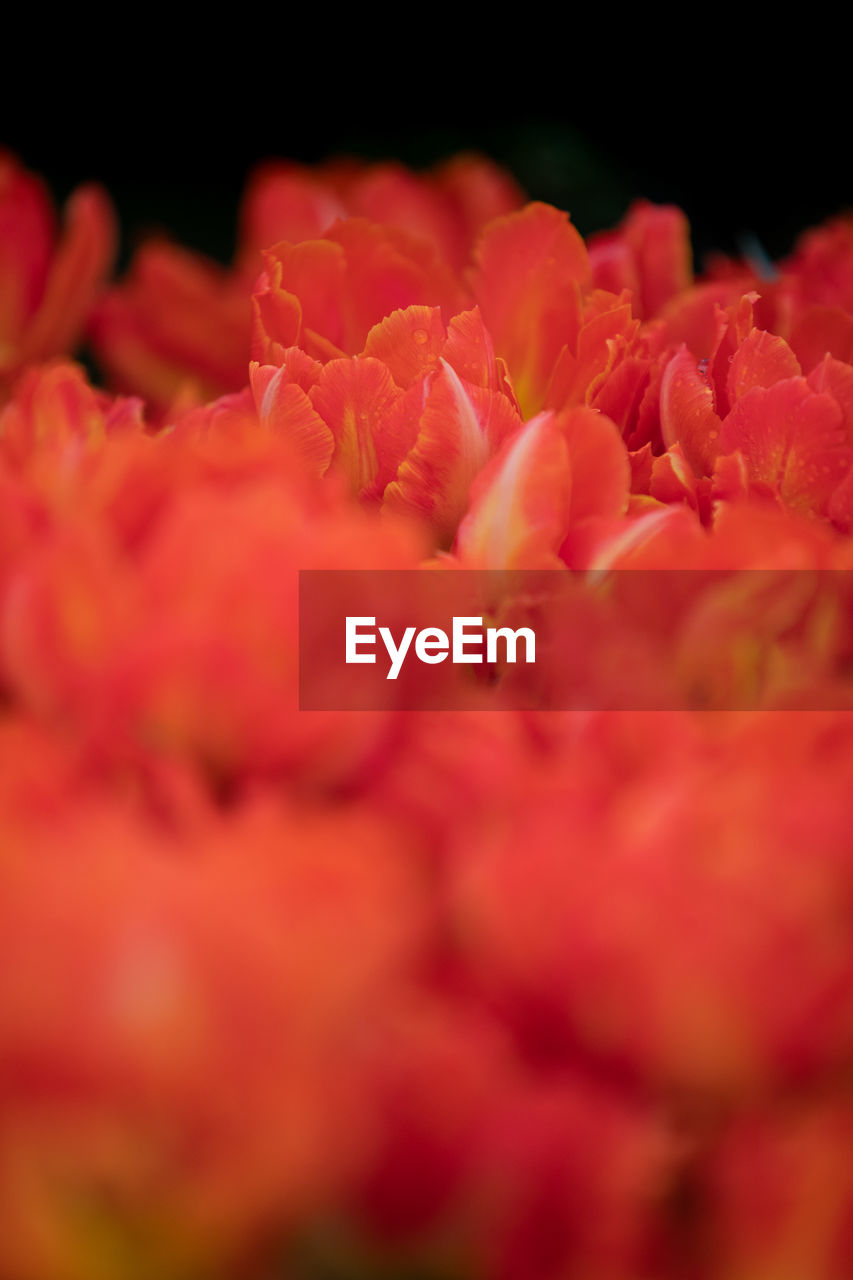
[238,162,346,268]
[433,153,526,263]
[384,361,522,542]
[328,219,465,353]
[589,200,692,319]
[470,203,588,416]
[0,152,54,355]
[443,306,514,397]
[545,294,637,411]
[720,378,851,516]
[309,357,406,496]
[11,185,114,382]
[726,328,801,404]
[256,239,348,355]
[789,306,853,372]
[650,443,699,510]
[455,412,572,569]
[250,363,334,476]
[807,354,853,442]
[660,345,723,476]
[361,306,446,389]
[557,406,630,524]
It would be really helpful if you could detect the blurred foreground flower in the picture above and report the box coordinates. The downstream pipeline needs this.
[0,152,115,398]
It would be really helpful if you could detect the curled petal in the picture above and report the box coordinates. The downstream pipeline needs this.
[659,280,752,360]
[711,449,752,507]
[254,345,322,395]
[660,345,724,476]
[384,361,522,542]
[250,363,334,476]
[650,442,700,510]
[546,293,638,412]
[726,328,801,405]
[443,306,515,398]
[254,239,348,359]
[455,412,573,569]
[251,272,303,364]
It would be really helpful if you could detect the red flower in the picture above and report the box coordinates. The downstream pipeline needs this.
[92,156,523,415]
[0,152,115,398]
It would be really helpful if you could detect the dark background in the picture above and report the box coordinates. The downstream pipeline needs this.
[4,32,848,274]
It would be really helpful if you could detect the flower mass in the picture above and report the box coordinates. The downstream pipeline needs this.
[3,142,853,1279]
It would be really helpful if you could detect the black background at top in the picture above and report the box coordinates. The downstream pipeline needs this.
[3,25,849,275]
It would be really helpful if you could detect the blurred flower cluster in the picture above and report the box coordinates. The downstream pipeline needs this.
[4,145,853,1279]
